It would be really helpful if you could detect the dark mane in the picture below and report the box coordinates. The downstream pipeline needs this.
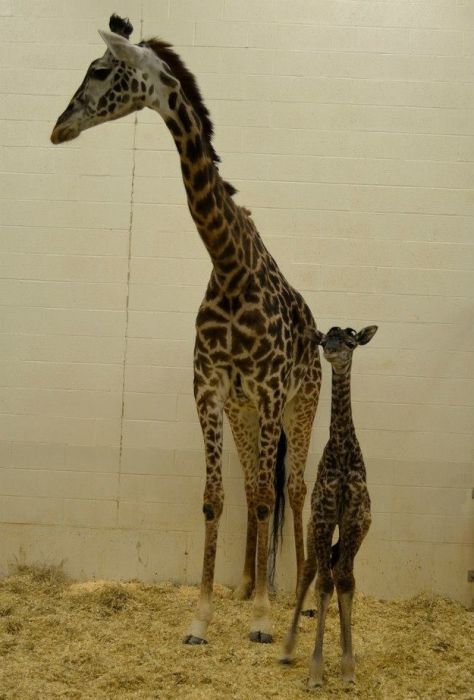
[143,39,237,197]
[108,15,236,197]
[142,41,211,158]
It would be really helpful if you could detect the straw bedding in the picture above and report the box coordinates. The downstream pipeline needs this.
[0,564,472,699]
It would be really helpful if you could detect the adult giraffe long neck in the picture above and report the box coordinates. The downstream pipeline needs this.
[144,38,252,288]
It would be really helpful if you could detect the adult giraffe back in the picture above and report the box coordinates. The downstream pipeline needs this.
[50,15,322,644]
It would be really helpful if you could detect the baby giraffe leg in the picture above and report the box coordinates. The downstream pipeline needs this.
[334,508,370,681]
[280,525,317,663]
[308,572,334,689]
[333,539,357,681]
[337,584,355,683]
[307,526,335,689]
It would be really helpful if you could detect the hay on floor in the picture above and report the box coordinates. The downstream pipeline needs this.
[0,564,472,699]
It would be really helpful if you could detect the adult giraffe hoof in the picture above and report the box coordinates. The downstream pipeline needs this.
[249,631,273,644]
[183,635,208,645]
[301,608,317,618]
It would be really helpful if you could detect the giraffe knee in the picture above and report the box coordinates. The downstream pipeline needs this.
[334,571,355,594]
[316,573,334,596]
[203,503,215,521]
[202,497,223,521]
[287,475,307,510]
[256,504,269,521]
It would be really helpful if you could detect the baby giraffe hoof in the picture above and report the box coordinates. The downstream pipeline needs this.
[309,658,324,688]
[301,608,317,618]
[279,655,293,665]
[183,635,208,645]
[342,656,355,684]
[249,631,273,644]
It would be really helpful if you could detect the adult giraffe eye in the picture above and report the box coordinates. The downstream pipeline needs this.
[90,68,112,81]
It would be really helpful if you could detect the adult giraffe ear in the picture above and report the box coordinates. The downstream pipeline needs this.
[355,325,378,345]
[98,29,148,69]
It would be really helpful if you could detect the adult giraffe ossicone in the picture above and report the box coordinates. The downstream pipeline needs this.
[51,15,322,644]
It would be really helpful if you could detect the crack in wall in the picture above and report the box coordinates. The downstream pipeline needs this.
[117,11,144,524]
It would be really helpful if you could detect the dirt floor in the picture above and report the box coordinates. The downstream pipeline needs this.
[0,565,472,699]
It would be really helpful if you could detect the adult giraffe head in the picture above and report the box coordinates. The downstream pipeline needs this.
[50,13,220,165]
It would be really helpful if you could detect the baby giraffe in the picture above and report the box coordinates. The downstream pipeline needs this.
[281,325,378,688]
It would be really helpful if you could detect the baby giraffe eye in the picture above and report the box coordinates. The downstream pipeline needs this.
[90,67,112,81]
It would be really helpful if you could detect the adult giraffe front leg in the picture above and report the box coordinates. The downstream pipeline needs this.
[250,414,283,643]
[184,389,224,645]
[283,400,318,583]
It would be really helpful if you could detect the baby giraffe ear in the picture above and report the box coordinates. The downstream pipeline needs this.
[315,329,326,345]
[98,29,148,68]
[304,328,326,345]
[355,325,378,345]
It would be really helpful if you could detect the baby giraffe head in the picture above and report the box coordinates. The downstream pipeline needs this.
[313,325,378,374]
[50,14,181,145]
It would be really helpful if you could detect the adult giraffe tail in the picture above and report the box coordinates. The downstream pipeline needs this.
[268,430,287,590]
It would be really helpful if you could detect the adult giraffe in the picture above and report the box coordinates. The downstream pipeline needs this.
[51,15,321,644]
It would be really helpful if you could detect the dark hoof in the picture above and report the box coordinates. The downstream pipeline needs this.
[249,631,273,644]
[183,635,208,645]
[302,609,317,618]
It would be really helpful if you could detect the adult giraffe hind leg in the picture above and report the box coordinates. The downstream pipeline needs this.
[283,363,321,614]
[225,403,259,600]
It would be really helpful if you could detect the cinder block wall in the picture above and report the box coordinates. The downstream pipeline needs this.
[1,1,473,606]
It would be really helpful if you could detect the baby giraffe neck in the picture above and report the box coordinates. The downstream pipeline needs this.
[330,366,355,443]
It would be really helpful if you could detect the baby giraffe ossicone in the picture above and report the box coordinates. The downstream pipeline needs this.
[280,325,378,688]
